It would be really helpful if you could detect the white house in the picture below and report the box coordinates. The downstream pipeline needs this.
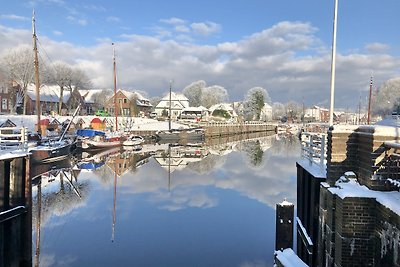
[154,92,189,119]
[304,105,329,122]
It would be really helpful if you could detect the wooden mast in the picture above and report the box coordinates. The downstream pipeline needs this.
[32,10,41,134]
[112,43,118,132]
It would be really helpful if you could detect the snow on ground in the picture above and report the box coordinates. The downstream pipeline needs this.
[1,115,189,132]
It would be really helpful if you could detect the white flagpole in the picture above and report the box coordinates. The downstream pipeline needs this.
[329,0,339,127]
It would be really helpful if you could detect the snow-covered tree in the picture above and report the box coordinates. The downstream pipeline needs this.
[201,85,228,108]
[243,87,271,121]
[371,78,400,116]
[285,101,302,121]
[183,80,206,107]
[272,102,286,120]
[182,80,228,108]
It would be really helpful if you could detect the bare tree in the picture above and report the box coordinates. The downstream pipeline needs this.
[48,61,73,114]
[91,89,113,110]
[1,46,34,114]
[285,101,302,121]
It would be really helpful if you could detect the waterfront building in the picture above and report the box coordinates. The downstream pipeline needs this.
[104,89,152,117]
[154,91,189,119]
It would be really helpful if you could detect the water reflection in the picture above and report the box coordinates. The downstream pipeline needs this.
[27,134,299,266]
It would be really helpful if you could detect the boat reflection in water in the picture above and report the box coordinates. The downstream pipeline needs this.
[1,132,300,266]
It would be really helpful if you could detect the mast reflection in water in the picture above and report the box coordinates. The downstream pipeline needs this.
[30,134,300,266]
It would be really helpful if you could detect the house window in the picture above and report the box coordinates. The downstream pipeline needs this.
[123,108,130,116]
[2,98,8,110]
[119,99,123,104]
[123,98,127,103]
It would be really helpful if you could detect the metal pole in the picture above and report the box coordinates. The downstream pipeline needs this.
[367,76,373,124]
[329,0,339,127]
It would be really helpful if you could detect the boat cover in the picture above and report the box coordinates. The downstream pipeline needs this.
[76,129,106,137]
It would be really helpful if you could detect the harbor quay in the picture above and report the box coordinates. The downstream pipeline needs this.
[276,124,400,267]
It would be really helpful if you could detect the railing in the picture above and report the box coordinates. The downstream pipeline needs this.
[300,132,326,167]
[0,127,28,150]
[383,141,400,184]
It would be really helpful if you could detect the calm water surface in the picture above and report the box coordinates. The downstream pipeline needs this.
[32,135,300,267]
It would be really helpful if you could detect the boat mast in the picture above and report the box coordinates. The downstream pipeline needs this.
[329,0,339,127]
[112,43,118,132]
[168,80,172,131]
[367,75,373,124]
[32,10,41,134]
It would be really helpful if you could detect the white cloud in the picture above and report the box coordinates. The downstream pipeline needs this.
[1,21,399,108]
[66,15,88,26]
[106,16,121,23]
[190,21,221,36]
[160,17,186,25]
[365,42,390,54]
[52,30,63,36]
[0,14,29,21]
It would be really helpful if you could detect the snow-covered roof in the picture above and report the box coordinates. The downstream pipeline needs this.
[27,83,71,103]
[209,103,232,112]
[118,89,150,102]
[0,119,16,127]
[156,92,189,109]
[160,92,188,102]
[182,106,208,112]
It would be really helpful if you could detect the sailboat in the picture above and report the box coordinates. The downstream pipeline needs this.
[77,43,125,150]
[29,12,79,164]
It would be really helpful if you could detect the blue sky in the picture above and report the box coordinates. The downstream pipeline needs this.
[1,0,400,109]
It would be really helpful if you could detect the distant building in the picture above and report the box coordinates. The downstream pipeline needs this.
[154,92,189,119]
[304,106,329,122]
[0,78,12,114]
[104,89,152,117]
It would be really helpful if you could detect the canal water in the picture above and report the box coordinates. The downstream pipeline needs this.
[31,134,300,267]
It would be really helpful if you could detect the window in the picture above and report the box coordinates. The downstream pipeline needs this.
[123,98,127,103]
[119,99,123,104]
[2,99,7,110]
[123,108,130,116]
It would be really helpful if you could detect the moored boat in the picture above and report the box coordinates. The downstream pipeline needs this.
[76,129,123,150]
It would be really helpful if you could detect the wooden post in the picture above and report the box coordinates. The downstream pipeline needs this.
[275,199,294,251]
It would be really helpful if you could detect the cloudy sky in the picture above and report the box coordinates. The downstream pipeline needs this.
[1,0,400,109]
